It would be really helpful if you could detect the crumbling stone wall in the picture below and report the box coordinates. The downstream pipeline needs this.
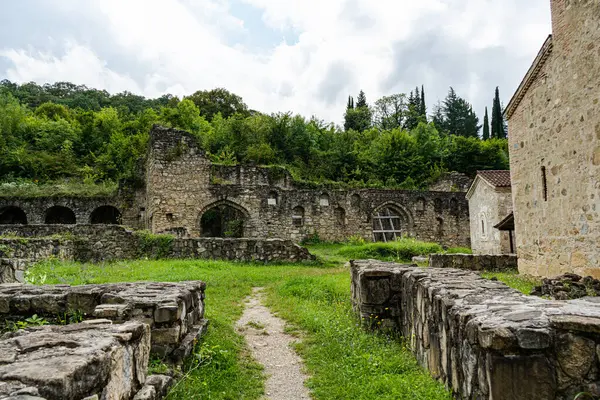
[0,321,152,400]
[0,225,315,283]
[351,260,600,400]
[506,0,600,277]
[0,194,144,230]
[146,126,471,247]
[0,280,206,399]
[429,254,518,272]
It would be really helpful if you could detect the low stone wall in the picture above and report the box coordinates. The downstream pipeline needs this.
[0,225,315,283]
[0,281,207,362]
[171,238,314,263]
[0,321,154,400]
[351,260,600,400]
[429,253,517,272]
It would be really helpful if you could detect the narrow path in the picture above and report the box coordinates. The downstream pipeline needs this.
[236,287,311,400]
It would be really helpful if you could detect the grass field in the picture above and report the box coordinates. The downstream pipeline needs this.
[25,240,539,399]
[26,242,453,400]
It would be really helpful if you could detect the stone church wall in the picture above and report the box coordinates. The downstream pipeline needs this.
[507,1,600,277]
[468,181,513,255]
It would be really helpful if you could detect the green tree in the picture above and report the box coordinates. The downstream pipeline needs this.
[483,107,490,140]
[491,87,507,139]
[420,85,426,122]
[344,90,371,132]
[186,88,248,121]
[434,87,480,138]
[373,94,406,130]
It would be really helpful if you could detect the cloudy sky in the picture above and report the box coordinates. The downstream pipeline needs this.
[0,0,551,125]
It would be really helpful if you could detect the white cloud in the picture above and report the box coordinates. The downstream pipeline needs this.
[0,0,552,125]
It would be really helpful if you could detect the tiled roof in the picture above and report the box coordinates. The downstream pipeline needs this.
[477,170,511,188]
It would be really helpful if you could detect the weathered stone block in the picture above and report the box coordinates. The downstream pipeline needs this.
[0,321,151,400]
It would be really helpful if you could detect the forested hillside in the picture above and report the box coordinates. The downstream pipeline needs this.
[0,80,509,191]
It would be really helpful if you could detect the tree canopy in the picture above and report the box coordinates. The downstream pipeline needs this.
[0,80,509,190]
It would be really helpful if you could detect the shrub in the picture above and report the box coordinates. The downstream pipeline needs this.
[337,238,443,262]
[135,230,175,259]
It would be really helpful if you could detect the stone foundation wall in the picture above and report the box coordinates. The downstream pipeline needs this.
[0,281,207,362]
[0,321,152,400]
[351,260,600,400]
[429,254,518,272]
[0,280,206,399]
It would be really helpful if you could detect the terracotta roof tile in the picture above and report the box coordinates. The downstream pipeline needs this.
[477,170,511,188]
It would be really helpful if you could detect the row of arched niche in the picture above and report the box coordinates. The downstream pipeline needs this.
[0,205,122,225]
[198,197,412,243]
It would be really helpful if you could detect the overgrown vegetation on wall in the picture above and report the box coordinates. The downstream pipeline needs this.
[0,80,508,191]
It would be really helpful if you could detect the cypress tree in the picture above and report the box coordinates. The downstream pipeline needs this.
[420,85,426,122]
[491,87,506,139]
[483,107,490,140]
[346,96,354,110]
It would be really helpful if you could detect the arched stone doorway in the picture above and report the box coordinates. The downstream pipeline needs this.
[372,203,412,242]
[199,201,248,238]
[90,206,122,224]
[0,206,27,224]
[45,206,76,224]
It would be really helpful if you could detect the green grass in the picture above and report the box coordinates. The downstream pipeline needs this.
[28,255,450,400]
[481,271,541,295]
[445,247,473,254]
[337,239,443,263]
[0,180,117,198]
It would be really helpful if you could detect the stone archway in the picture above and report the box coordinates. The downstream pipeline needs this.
[45,206,76,224]
[0,206,27,224]
[371,202,412,242]
[90,206,122,224]
[199,201,249,238]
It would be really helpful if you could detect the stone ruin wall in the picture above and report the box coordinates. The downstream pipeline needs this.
[0,225,314,283]
[146,126,471,248]
[351,259,600,400]
[0,193,145,230]
[0,280,206,399]
[508,0,600,277]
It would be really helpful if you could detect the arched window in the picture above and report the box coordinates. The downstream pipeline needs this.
[200,202,247,237]
[45,206,76,224]
[0,206,27,225]
[436,217,445,236]
[449,198,459,215]
[319,193,330,207]
[292,206,305,227]
[479,212,488,239]
[434,198,443,213]
[372,205,408,242]
[416,197,426,212]
[350,194,361,208]
[335,207,346,226]
[90,206,121,224]
[268,191,279,206]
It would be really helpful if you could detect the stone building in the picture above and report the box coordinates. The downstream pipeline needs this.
[0,125,472,248]
[466,170,514,255]
[505,0,600,277]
